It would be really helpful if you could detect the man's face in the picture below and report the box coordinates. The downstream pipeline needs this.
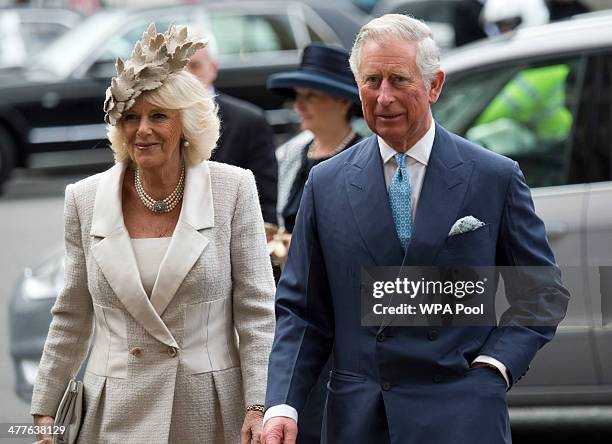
[357,39,444,151]
[185,47,218,88]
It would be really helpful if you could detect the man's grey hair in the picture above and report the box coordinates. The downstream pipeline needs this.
[349,14,441,84]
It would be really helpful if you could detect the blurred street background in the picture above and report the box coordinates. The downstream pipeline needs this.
[2,0,612,442]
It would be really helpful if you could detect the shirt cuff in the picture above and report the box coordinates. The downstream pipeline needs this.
[263,404,298,426]
[473,355,510,388]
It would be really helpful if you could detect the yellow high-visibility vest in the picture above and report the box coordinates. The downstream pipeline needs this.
[476,64,572,141]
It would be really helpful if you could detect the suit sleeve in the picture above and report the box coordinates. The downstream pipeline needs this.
[479,162,570,386]
[30,184,94,416]
[231,170,276,406]
[265,168,334,411]
[243,112,278,224]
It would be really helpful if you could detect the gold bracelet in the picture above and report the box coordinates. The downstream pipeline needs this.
[246,404,265,414]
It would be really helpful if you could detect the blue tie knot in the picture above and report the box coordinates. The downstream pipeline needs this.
[394,153,407,176]
[395,152,407,166]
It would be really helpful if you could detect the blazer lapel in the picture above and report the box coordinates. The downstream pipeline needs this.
[404,124,474,266]
[90,163,178,348]
[150,162,213,317]
[344,136,404,266]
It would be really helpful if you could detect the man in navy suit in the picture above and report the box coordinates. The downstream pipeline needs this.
[261,14,569,444]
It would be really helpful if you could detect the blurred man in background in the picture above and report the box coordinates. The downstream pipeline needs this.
[186,30,278,224]
[482,0,549,35]
[471,0,572,158]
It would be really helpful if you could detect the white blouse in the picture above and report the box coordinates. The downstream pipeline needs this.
[130,237,172,297]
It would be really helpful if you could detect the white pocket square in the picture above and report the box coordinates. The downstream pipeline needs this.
[448,216,485,237]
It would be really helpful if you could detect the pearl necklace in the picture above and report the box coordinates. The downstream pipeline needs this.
[134,165,185,214]
[307,130,355,160]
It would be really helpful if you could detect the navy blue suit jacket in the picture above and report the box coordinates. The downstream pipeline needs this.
[266,124,569,444]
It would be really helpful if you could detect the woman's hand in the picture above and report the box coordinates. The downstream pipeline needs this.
[32,415,54,443]
[241,410,264,444]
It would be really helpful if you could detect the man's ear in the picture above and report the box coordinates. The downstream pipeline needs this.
[428,70,445,104]
[210,62,219,84]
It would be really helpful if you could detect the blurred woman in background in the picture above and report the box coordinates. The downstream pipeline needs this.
[269,43,362,234]
[266,42,362,444]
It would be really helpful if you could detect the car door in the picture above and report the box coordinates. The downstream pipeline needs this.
[584,51,612,399]
[433,54,599,404]
[21,74,108,157]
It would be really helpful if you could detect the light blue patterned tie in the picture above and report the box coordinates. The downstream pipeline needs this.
[389,153,413,251]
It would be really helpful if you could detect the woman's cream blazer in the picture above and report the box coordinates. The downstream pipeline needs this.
[30,160,276,443]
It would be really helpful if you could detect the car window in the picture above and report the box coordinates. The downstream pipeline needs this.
[98,20,185,63]
[19,22,69,54]
[434,57,583,188]
[28,12,122,77]
[210,13,296,57]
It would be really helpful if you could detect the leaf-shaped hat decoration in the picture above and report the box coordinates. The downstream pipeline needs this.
[103,22,208,125]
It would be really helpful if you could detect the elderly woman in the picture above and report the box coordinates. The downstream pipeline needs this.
[30,24,275,444]
[268,43,362,234]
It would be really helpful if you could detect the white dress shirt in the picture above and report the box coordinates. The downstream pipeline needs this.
[264,122,508,426]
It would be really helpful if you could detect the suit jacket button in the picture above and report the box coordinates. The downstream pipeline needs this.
[381,382,391,391]
[377,333,386,342]
[427,330,439,341]
[130,347,142,356]
[168,347,178,357]
[433,374,443,383]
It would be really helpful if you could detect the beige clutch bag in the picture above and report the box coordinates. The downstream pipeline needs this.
[53,379,83,444]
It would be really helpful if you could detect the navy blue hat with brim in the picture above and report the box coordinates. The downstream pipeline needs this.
[267,43,360,105]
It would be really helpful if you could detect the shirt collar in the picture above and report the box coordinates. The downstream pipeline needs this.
[378,121,436,167]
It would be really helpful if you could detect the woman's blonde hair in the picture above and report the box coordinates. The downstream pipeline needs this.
[107,70,220,165]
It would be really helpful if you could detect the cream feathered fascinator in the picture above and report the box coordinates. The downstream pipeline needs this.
[103,23,206,125]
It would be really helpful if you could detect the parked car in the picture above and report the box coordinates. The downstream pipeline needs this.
[0,1,365,185]
[432,13,612,410]
[370,0,460,50]
[0,8,82,70]
[10,12,612,421]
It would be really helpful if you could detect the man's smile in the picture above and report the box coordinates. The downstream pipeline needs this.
[376,113,403,122]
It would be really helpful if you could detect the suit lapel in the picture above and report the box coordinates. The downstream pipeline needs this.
[404,124,474,266]
[90,163,178,348]
[150,162,213,316]
[344,136,404,266]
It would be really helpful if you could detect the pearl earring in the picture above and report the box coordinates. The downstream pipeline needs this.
[182,139,190,148]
